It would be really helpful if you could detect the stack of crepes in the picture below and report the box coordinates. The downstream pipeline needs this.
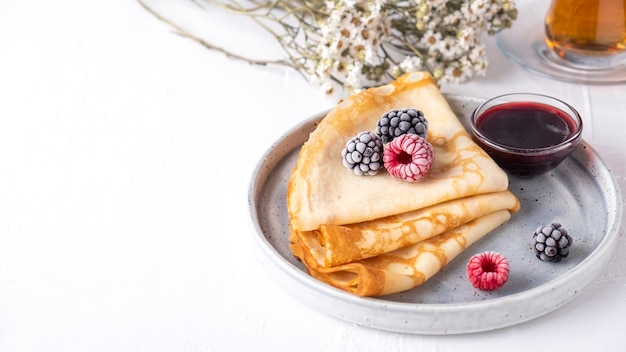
[287,72,520,297]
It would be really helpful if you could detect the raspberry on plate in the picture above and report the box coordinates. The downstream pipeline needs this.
[466,251,510,291]
[383,134,434,182]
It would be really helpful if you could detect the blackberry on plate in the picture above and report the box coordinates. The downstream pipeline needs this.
[532,223,572,262]
[376,108,428,143]
[341,131,383,176]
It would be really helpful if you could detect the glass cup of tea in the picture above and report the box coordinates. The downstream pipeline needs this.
[544,0,626,69]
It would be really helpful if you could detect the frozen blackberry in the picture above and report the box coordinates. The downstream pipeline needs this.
[341,131,384,176]
[532,223,572,262]
[376,108,428,143]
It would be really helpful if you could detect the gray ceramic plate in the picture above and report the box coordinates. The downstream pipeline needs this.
[248,95,623,334]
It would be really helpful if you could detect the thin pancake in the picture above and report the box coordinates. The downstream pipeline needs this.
[296,191,520,268]
[294,210,512,297]
[287,72,510,232]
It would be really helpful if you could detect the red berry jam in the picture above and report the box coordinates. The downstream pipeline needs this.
[471,97,582,178]
[476,102,577,149]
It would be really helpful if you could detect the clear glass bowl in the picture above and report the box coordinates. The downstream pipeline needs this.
[470,93,583,178]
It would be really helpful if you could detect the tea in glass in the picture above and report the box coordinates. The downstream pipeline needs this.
[545,0,626,69]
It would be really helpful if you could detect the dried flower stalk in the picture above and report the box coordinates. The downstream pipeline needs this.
[140,0,518,94]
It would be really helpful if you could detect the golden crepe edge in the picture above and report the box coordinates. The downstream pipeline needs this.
[291,210,513,297]
[296,190,520,268]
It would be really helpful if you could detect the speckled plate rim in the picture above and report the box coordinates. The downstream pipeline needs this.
[247,95,623,335]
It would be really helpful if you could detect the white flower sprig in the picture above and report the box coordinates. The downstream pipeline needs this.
[140,0,517,95]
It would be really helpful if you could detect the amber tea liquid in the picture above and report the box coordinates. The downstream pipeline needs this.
[545,0,626,68]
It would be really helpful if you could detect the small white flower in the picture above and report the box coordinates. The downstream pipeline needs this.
[434,36,462,60]
[390,65,403,77]
[399,56,424,72]
[456,28,478,51]
[418,30,442,48]
[441,12,461,26]
[343,0,357,7]
[320,80,341,95]
[346,62,365,89]
[467,44,489,75]
[440,62,472,84]
[470,0,489,14]
[425,0,447,8]
[325,0,337,11]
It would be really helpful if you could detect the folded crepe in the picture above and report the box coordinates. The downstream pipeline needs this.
[287,71,519,297]
[296,191,520,268]
[293,210,512,297]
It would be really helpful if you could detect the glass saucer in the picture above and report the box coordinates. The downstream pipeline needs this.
[495,1,626,85]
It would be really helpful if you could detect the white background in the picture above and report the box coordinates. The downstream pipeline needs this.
[0,0,625,351]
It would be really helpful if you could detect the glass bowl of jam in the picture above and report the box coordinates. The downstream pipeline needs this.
[470,93,583,178]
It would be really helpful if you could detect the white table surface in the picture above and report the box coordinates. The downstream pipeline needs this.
[1,0,625,351]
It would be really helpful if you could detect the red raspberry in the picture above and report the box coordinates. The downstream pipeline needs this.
[466,251,509,291]
[383,134,434,182]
